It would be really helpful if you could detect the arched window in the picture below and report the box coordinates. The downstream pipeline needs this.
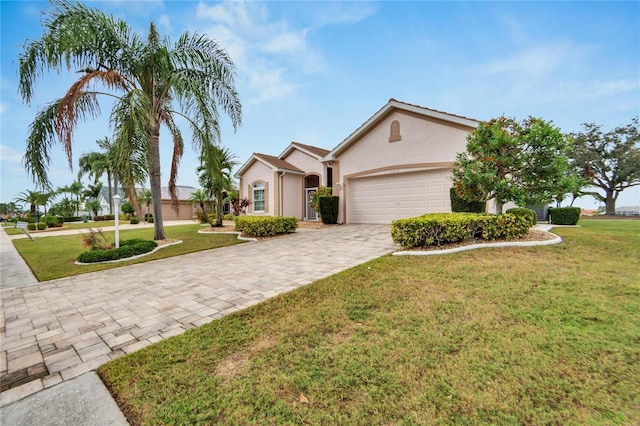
[389,120,401,142]
[253,182,265,212]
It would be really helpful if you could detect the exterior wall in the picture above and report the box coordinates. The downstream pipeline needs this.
[281,173,303,218]
[241,160,275,216]
[334,111,473,223]
[282,150,325,178]
[160,201,198,220]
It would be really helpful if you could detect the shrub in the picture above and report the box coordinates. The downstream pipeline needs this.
[144,213,153,221]
[120,201,134,215]
[94,215,106,221]
[319,196,339,224]
[105,214,115,220]
[391,212,530,248]
[310,186,333,213]
[146,216,154,223]
[36,222,47,230]
[82,228,113,251]
[234,216,298,237]
[119,214,131,221]
[450,187,486,213]
[27,223,37,231]
[130,217,140,224]
[506,208,537,227]
[62,216,83,222]
[549,207,581,225]
[77,239,157,263]
[223,213,234,221]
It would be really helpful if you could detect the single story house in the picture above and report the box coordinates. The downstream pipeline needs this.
[235,98,481,224]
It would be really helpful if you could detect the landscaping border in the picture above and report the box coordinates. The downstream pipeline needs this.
[75,240,184,265]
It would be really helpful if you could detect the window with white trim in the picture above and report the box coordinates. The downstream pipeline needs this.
[253,182,265,212]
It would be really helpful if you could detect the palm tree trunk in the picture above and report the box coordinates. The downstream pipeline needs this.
[149,129,166,240]
[216,194,223,227]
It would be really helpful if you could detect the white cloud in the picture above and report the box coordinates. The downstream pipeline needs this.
[0,144,24,163]
[158,14,171,32]
[0,103,6,116]
[195,1,356,104]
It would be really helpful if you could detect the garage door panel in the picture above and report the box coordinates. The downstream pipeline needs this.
[348,170,452,224]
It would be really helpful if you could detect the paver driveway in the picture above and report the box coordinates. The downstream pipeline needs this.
[0,225,394,405]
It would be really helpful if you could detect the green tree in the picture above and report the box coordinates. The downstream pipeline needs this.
[452,117,571,213]
[197,145,237,227]
[14,190,42,216]
[19,0,242,240]
[84,199,101,218]
[188,189,212,226]
[121,201,135,215]
[569,117,640,215]
[139,189,153,221]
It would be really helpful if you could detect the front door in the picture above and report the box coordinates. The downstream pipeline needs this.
[305,188,318,221]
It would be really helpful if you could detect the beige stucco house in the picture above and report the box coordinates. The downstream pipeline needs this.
[235,99,480,224]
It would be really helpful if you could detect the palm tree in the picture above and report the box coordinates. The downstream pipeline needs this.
[139,189,153,222]
[19,0,241,241]
[14,190,42,216]
[79,148,113,213]
[84,199,102,219]
[198,145,237,227]
[188,189,213,226]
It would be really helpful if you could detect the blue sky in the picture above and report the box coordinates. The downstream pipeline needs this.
[1,1,639,209]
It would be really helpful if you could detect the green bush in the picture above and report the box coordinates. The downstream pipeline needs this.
[319,196,339,224]
[506,208,537,227]
[130,217,140,224]
[36,222,47,230]
[105,214,115,221]
[62,216,83,222]
[234,216,298,237]
[223,213,234,221]
[549,207,581,225]
[391,212,530,248]
[77,239,157,263]
[144,213,153,221]
[119,214,131,221]
[450,188,486,213]
[121,201,135,215]
[27,223,37,231]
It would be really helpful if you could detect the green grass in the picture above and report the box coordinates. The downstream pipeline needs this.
[12,224,243,281]
[3,220,121,235]
[99,220,640,425]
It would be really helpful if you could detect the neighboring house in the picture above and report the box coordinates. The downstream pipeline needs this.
[615,206,640,216]
[236,98,481,224]
[87,185,202,220]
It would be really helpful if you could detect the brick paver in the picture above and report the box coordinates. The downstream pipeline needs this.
[0,224,394,406]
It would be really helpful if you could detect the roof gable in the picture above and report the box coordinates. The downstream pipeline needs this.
[279,141,330,160]
[235,153,305,177]
[324,98,479,160]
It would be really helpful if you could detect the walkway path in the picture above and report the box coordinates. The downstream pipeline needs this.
[0,224,395,407]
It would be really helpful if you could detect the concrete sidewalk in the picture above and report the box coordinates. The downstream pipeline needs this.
[0,224,395,423]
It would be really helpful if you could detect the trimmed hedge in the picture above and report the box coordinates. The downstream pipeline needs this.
[234,216,298,237]
[549,207,580,225]
[506,207,537,227]
[450,188,486,213]
[36,222,47,230]
[62,216,83,222]
[319,196,339,224]
[223,213,234,221]
[77,239,157,263]
[27,223,37,231]
[130,217,140,224]
[391,212,530,248]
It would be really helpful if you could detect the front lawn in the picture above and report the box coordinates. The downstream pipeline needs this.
[99,220,640,425]
[12,224,243,281]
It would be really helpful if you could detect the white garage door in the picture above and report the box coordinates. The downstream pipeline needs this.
[347,170,452,224]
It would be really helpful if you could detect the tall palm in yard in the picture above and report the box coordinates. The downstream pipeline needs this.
[188,189,213,226]
[14,190,42,216]
[19,0,242,240]
[198,145,238,227]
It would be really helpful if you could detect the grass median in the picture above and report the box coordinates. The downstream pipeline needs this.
[12,224,243,281]
[99,220,640,425]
